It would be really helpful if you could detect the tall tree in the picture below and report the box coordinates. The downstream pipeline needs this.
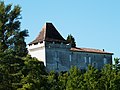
[0,1,28,57]
[0,1,29,90]
[66,34,76,47]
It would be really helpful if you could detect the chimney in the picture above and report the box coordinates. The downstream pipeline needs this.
[103,49,105,52]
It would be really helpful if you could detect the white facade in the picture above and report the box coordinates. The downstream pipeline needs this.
[27,41,46,66]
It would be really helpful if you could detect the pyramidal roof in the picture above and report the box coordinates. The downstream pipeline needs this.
[29,22,66,45]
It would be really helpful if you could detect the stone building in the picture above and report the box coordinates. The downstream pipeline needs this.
[28,22,113,72]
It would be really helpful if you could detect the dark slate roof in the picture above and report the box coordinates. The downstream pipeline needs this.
[70,47,113,55]
[28,23,66,45]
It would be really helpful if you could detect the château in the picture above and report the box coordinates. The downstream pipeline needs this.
[28,22,113,72]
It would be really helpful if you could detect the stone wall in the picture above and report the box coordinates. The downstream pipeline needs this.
[45,42,71,72]
[28,41,112,72]
[45,42,112,72]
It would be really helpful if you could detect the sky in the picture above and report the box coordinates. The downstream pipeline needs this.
[4,0,120,58]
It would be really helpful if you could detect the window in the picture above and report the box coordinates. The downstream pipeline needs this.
[69,55,72,62]
[84,57,87,63]
[56,61,59,70]
[55,51,58,58]
[89,57,91,64]
[103,58,107,64]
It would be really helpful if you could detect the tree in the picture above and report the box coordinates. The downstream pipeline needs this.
[83,65,99,90]
[0,2,30,90]
[0,53,47,90]
[13,30,28,57]
[47,71,60,90]
[66,66,84,90]
[0,1,28,57]
[66,34,76,47]
[18,55,47,90]
[113,58,120,71]
[58,72,69,90]
[99,64,119,90]
[0,52,25,90]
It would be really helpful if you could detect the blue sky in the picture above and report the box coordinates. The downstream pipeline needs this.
[4,0,120,58]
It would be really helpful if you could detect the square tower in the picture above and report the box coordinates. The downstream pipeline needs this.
[27,23,68,71]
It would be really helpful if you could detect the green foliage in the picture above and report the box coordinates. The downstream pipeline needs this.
[99,64,120,90]
[66,34,76,47]
[0,1,28,57]
[0,53,47,90]
[0,52,25,90]
[13,30,29,57]
[17,55,47,90]
[113,58,120,71]
[47,71,60,90]
[56,65,120,90]
[84,65,99,90]
[66,66,83,90]
[58,72,68,90]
